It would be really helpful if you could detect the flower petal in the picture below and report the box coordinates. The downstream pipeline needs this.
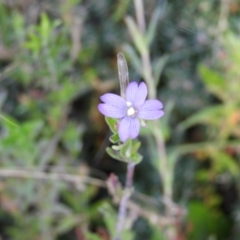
[98,104,126,118]
[129,118,140,139]
[138,109,164,120]
[100,93,126,109]
[139,99,163,110]
[133,82,148,109]
[126,82,138,103]
[118,117,131,142]
[138,100,164,120]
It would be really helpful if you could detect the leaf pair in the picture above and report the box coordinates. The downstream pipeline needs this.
[105,117,143,164]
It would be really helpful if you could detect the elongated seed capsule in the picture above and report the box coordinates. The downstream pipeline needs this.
[117,52,129,99]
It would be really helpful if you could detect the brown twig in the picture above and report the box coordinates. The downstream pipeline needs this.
[0,168,106,188]
[0,167,182,230]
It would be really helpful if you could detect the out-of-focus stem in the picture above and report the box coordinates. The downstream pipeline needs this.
[153,123,171,198]
[133,0,155,99]
[216,0,230,42]
[133,2,175,239]
[142,52,156,99]
[115,162,135,240]
[133,0,169,197]
[115,52,134,239]
[134,0,146,34]
[212,0,230,59]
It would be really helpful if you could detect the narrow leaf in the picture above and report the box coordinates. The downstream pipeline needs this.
[153,55,169,86]
[125,16,148,55]
[146,4,166,45]
[106,147,127,162]
[0,114,19,128]
[105,117,118,133]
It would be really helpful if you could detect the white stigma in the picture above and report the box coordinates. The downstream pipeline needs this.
[127,107,136,117]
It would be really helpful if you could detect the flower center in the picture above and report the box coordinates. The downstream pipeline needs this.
[126,101,137,117]
[127,106,137,117]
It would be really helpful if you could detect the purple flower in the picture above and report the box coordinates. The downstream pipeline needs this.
[98,82,164,142]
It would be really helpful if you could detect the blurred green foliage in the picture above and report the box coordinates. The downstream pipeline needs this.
[0,0,240,239]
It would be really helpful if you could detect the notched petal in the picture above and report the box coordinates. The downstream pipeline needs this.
[129,118,140,139]
[134,82,148,109]
[138,109,164,120]
[137,97,164,120]
[118,117,131,142]
[140,99,163,111]
[98,104,126,118]
[126,82,138,103]
[100,93,126,109]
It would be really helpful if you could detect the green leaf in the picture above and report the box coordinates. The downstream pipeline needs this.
[170,140,240,155]
[120,138,132,159]
[62,123,83,155]
[12,11,25,41]
[199,64,227,100]
[153,55,169,86]
[109,133,120,143]
[122,43,142,75]
[106,147,127,162]
[55,215,80,235]
[224,32,240,63]
[112,143,125,151]
[48,81,80,104]
[131,140,141,153]
[39,13,51,44]
[84,232,102,240]
[111,0,131,21]
[146,5,166,46]
[187,202,231,240]
[151,226,166,240]
[105,117,118,133]
[130,153,143,164]
[24,31,41,57]
[0,114,19,128]
[177,105,227,130]
[210,151,239,176]
[107,138,143,164]
[99,202,117,237]
[125,16,148,56]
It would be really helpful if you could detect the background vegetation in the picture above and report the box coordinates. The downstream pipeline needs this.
[0,0,240,239]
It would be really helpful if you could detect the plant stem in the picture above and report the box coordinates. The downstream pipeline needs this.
[133,0,175,238]
[125,162,135,188]
[153,123,171,197]
[133,0,170,197]
[133,0,155,99]
[134,0,146,34]
[0,168,106,187]
[115,162,135,240]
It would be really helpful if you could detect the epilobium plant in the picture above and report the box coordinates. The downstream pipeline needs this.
[98,81,164,142]
[98,53,164,239]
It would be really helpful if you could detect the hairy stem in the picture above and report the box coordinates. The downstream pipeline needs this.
[133,0,170,197]
[133,0,175,238]
[133,0,155,99]
[115,162,135,240]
